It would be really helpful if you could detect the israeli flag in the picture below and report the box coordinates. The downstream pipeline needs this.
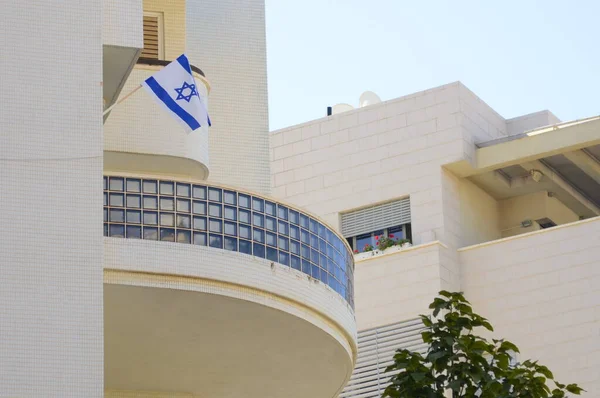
[142,54,211,132]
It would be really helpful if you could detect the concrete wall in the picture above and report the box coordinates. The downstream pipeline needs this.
[458,177,500,247]
[460,217,600,395]
[187,0,271,194]
[103,0,143,48]
[0,2,104,396]
[507,110,562,136]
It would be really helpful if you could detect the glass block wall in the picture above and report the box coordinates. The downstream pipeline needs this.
[103,176,354,307]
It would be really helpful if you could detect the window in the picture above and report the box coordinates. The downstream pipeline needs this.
[346,224,411,253]
[142,12,164,60]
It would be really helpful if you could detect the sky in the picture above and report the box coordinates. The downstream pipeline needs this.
[265,0,600,131]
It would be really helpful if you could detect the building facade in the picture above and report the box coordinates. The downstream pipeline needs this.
[271,83,600,397]
[1,1,356,397]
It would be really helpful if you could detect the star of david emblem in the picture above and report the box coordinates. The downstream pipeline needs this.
[174,81,199,102]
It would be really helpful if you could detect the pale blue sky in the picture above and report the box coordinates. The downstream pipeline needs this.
[265,0,599,131]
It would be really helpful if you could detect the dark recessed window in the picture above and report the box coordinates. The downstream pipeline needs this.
[278,205,288,220]
[110,209,125,223]
[177,199,191,213]
[210,235,223,249]
[109,224,125,238]
[224,206,237,221]
[176,183,190,197]
[239,209,251,224]
[267,247,278,262]
[126,194,141,208]
[126,225,142,239]
[252,197,264,212]
[208,187,222,202]
[126,209,141,224]
[160,181,174,195]
[109,177,124,191]
[224,190,236,205]
[177,214,191,228]
[143,211,158,225]
[193,216,207,231]
[109,193,124,207]
[143,180,157,194]
[193,232,207,246]
[239,194,251,209]
[177,230,191,244]
[160,228,175,242]
[265,201,276,216]
[126,178,141,192]
[224,236,237,252]
[209,203,222,218]
[239,239,252,254]
[192,200,207,215]
[239,224,251,240]
[143,226,158,240]
[160,197,174,211]
[192,185,206,200]
[143,195,158,209]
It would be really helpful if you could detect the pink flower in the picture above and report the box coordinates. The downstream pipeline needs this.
[389,234,395,238]
[354,250,358,254]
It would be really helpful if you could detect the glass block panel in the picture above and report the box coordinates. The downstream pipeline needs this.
[143,180,158,193]
[310,234,319,248]
[109,177,124,191]
[301,244,310,260]
[278,236,289,251]
[109,224,125,237]
[209,235,223,249]
[301,229,310,244]
[193,232,207,246]
[143,227,158,240]
[224,221,237,236]
[253,228,264,243]
[311,264,320,279]
[279,251,290,266]
[309,219,318,233]
[208,187,222,202]
[193,216,207,231]
[103,176,107,190]
[104,192,108,206]
[238,193,251,208]
[320,254,327,269]
[103,208,108,222]
[104,223,108,237]
[320,270,328,284]
[176,199,191,213]
[265,201,276,216]
[224,236,237,251]
[319,238,327,253]
[192,200,207,215]
[290,240,300,255]
[239,209,251,224]
[267,247,278,262]
[209,218,222,233]
[265,216,277,232]
[126,178,141,192]
[290,225,300,240]
[311,249,319,263]
[239,239,252,254]
[160,181,174,195]
[299,213,309,229]
[289,210,299,225]
[224,206,237,221]
[277,205,288,220]
[253,243,265,258]
[302,260,311,274]
[177,230,191,244]
[208,203,222,218]
[291,255,301,271]
[160,197,174,211]
[109,209,125,222]
[177,214,191,228]
[160,212,174,226]
[126,194,141,208]
[239,224,251,240]
[278,221,289,236]
[126,210,141,224]
[160,228,175,242]
[109,193,124,207]
[143,195,158,209]
[143,211,158,225]
[224,190,236,205]
[326,244,334,259]
[252,197,264,212]
[126,226,142,239]
[326,229,334,244]
[266,232,277,247]
[192,185,207,199]
[252,213,264,228]
[176,183,191,197]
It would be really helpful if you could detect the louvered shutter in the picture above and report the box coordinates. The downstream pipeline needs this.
[142,15,160,59]
[339,319,426,398]
[341,198,411,238]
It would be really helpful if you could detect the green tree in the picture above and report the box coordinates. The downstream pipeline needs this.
[383,291,584,398]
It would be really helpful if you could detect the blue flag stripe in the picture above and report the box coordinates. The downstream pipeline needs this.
[176,55,193,77]
[144,77,201,130]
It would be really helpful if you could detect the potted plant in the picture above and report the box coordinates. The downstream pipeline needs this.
[396,238,412,248]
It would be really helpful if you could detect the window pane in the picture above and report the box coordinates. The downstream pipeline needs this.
[302,260,311,274]
[109,193,124,207]
[278,221,289,236]
[104,208,108,222]
[279,252,290,266]
[208,187,222,202]
[311,264,320,279]
[265,201,276,216]
[309,219,318,233]
[265,216,277,232]
[160,213,174,226]
[103,224,108,237]
[143,195,158,209]
[239,224,251,239]
[104,192,108,206]
[290,225,300,240]
[109,224,125,237]
[253,228,265,243]
[224,221,237,236]
[289,210,299,225]
[193,232,207,246]
[143,180,157,193]
[319,238,327,253]
[267,247,278,262]
[252,197,264,212]
[192,185,206,199]
[177,214,191,228]
[299,214,309,229]
[266,232,277,247]
[278,236,289,251]
[311,249,319,263]
[209,235,223,248]
[301,229,310,244]
[109,177,124,191]
[291,255,301,270]
[224,206,237,221]
[160,181,174,195]
[126,226,142,239]
[253,243,265,258]
[209,203,222,218]
[160,197,174,211]
[252,213,264,227]
[126,178,141,192]
[143,211,158,225]
[239,239,252,254]
[277,205,288,220]
[239,193,251,208]
[126,194,141,208]
[318,223,326,238]
[177,230,191,243]
[193,216,207,231]
[209,218,222,233]
[143,226,158,240]
[160,228,175,241]
[176,183,191,197]
[192,200,207,215]
[239,209,251,224]
[224,236,237,251]
[110,209,124,222]
[103,176,108,190]
[126,210,141,224]
[387,225,404,241]
[301,244,310,259]
[356,233,372,253]
[177,199,191,213]
[290,240,300,255]
[224,190,236,205]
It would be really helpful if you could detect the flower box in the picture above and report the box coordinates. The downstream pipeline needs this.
[383,245,403,255]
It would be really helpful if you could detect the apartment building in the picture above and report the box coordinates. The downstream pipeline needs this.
[271,84,600,397]
[1,1,356,397]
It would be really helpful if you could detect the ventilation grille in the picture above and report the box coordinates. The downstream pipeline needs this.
[340,318,426,398]
[142,15,160,59]
[341,198,411,238]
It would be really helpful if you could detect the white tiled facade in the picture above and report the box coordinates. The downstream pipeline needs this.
[271,82,600,395]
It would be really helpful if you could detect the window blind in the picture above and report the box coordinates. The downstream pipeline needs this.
[339,318,426,398]
[341,198,411,238]
[142,15,160,59]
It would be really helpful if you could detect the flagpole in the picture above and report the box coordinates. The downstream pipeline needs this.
[103,84,143,116]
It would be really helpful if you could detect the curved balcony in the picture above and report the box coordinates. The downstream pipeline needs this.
[103,59,211,181]
[103,175,357,398]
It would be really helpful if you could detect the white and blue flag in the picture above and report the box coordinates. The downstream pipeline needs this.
[142,54,211,132]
